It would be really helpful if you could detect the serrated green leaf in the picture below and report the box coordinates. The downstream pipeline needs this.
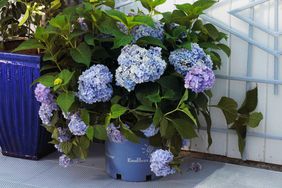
[61,142,72,154]
[70,42,92,67]
[13,39,45,52]
[86,126,94,141]
[33,74,56,87]
[120,124,139,143]
[172,118,197,139]
[56,92,75,112]
[111,104,127,119]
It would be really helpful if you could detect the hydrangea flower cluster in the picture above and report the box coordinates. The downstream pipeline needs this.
[184,63,215,93]
[169,43,213,76]
[34,83,54,104]
[142,123,159,138]
[116,45,166,91]
[38,103,57,125]
[35,83,58,125]
[150,149,176,177]
[55,127,71,152]
[77,64,113,104]
[68,114,88,136]
[106,123,126,143]
[59,154,73,168]
[117,21,164,43]
[131,21,164,42]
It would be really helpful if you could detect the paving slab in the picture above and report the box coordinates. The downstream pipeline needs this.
[1,144,282,188]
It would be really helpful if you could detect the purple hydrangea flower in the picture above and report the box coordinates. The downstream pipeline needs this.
[116,45,166,91]
[68,114,88,136]
[131,21,164,42]
[106,123,126,143]
[150,149,176,177]
[190,162,202,172]
[77,64,113,104]
[184,63,215,93]
[142,123,159,137]
[34,83,54,104]
[39,103,57,125]
[59,155,73,168]
[169,43,213,76]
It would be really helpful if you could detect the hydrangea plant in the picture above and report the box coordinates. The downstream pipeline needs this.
[15,0,263,177]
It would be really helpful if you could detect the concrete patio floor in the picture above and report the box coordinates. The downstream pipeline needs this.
[0,144,282,188]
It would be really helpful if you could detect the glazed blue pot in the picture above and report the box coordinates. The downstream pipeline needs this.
[105,139,158,182]
[0,52,54,160]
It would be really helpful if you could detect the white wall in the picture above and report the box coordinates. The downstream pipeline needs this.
[117,0,282,165]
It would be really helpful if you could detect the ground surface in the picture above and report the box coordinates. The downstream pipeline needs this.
[1,145,282,188]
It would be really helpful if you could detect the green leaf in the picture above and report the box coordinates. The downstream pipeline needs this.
[58,69,74,86]
[49,15,69,30]
[86,126,94,141]
[70,42,92,67]
[238,87,258,114]
[50,0,62,10]
[33,74,56,87]
[179,89,189,105]
[133,118,151,131]
[56,92,75,112]
[136,105,155,112]
[153,108,163,127]
[129,15,155,28]
[247,112,263,128]
[120,124,139,143]
[217,97,238,124]
[147,92,162,103]
[204,23,219,40]
[79,136,90,149]
[192,20,203,31]
[172,118,198,139]
[13,39,45,52]
[19,6,30,26]
[201,110,212,148]
[217,44,231,57]
[84,34,95,46]
[179,103,197,125]
[0,0,8,9]
[136,36,167,49]
[113,34,134,49]
[93,126,107,140]
[61,142,72,154]
[104,9,128,25]
[81,109,90,125]
[111,104,127,119]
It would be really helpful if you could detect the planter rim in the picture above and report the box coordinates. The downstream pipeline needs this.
[0,52,41,68]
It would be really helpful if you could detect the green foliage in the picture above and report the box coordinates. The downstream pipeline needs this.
[215,87,263,156]
[56,92,75,112]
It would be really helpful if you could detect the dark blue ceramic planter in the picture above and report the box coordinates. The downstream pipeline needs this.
[105,139,158,182]
[0,52,54,160]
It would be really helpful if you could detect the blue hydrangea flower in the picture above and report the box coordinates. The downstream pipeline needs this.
[106,123,126,143]
[59,155,73,168]
[169,43,213,76]
[68,114,88,136]
[39,103,57,125]
[142,123,159,137]
[150,149,176,177]
[77,64,113,104]
[34,83,54,104]
[184,63,215,93]
[131,21,164,42]
[116,45,166,91]
[117,21,164,43]
[57,127,71,143]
